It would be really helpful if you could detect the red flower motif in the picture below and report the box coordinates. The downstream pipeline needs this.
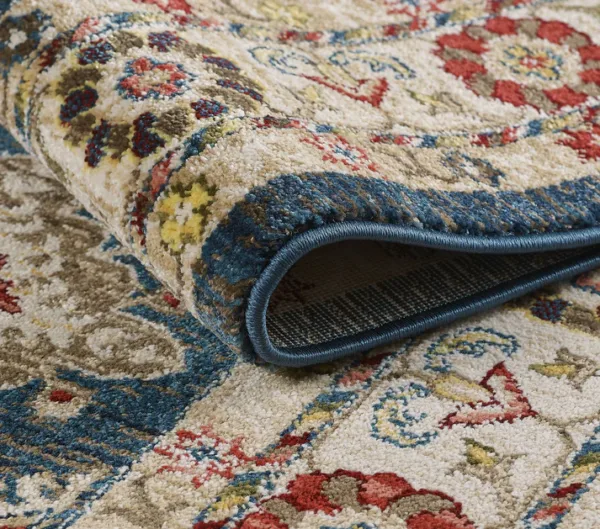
[440,362,537,429]
[536,20,574,44]
[436,18,598,111]
[118,57,192,100]
[214,470,476,528]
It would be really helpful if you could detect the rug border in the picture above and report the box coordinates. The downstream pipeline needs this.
[246,222,600,366]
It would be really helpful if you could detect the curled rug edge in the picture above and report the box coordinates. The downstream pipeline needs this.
[247,224,600,366]
[2,0,600,365]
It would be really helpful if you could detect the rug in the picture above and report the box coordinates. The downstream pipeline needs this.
[2,0,600,366]
[2,124,600,528]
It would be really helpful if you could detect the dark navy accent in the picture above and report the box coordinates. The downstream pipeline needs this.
[148,31,180,52]
[434,12,452,26]
[530,298,570,322]
[203,55,239,71]
[101,234,122,251]
[0,0,13,15]
[315,124,335,133]
[0,126,25,154]
[75,207,95,220]
[132,112,165,158]
[113,254,162,292]
[216,79,263,102]
[78,40,114,65]
[85,119,111,167]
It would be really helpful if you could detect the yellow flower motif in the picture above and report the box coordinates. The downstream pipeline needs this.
[259,1,310,28]
[156,192,182,217]
[501,45,563,81]
[188,181,214,209]
[156,181,216,252]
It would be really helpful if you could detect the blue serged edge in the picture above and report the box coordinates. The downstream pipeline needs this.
[246,222,600,367]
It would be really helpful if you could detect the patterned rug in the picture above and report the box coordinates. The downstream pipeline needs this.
[2,0,600,526]
[2,0,600,365]
[2,126,600,528]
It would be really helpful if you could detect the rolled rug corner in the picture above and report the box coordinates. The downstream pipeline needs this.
[3,0,600,366]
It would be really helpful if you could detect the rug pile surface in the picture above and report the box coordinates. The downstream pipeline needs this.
[2,0,600,526]
[2,127,600,528]
[2,0,600,365]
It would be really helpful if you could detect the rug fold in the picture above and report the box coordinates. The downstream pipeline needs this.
[3,0,600,365]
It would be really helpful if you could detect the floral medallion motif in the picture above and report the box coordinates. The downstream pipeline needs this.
[49,15,265,162]
[437,18,600,111]
[118,57,194,100]
[501,44,563,81]
[3,0,600,527]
